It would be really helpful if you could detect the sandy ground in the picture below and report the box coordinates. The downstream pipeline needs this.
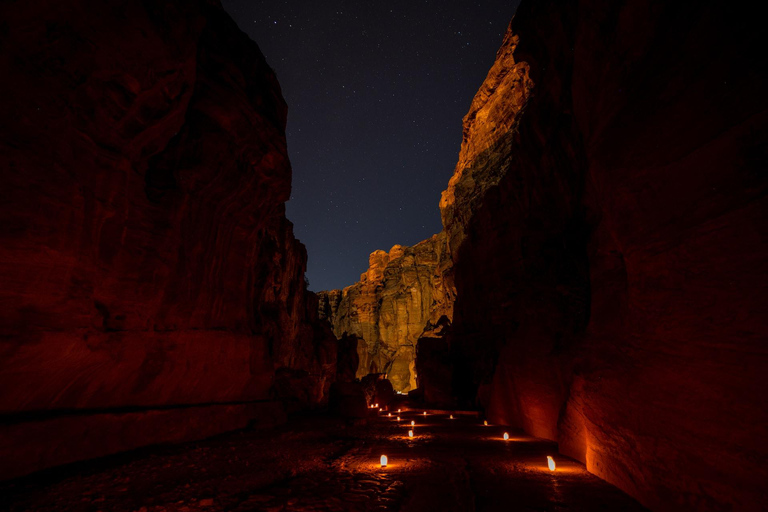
[1,406,646,511]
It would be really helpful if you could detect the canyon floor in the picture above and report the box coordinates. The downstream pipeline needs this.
[2,404,645,511]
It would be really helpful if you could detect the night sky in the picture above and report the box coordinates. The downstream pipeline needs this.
[222,1,520,291]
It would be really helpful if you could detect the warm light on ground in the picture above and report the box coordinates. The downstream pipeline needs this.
[5,409,642,510]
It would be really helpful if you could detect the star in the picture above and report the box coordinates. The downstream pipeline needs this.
[223,0,520,291]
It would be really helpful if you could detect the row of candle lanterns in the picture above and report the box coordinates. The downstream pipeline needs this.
[377,407,556,472]
[380,454,556,470]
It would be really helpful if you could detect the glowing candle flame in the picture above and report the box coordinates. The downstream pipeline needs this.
[503,432,509,440]
[410,420,415,426]
[450,415,454,419]
[388,413,392,417]
[423,412,427,416]
[484,420,488,426]
[398,409,401,413]
[547,456,556,471]
[379,408,382,412]
[374,403,379,408]
[380,455,388,468]
[397,416,401,421]
[408,430,413,438]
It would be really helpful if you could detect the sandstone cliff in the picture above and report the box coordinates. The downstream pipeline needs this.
[318,232,453,392]
[437,2,768,510]
[439,27,534,256]
[0,0,335,479]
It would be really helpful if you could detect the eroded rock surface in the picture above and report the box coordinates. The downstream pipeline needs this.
[439,27,534,254]
[437,1,768,510]
[0,0,335,479]
[318,233,454,392]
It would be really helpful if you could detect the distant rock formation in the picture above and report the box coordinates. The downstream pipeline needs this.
[318,232,454,392]
[0,0,335,479]
[317,28,534,396]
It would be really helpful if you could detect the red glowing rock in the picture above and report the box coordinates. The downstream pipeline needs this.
[439,1,768,509]
[0,0,335,479]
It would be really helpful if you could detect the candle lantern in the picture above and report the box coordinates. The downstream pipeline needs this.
[503,432,509,440]
[397,416,401,421]
[423,411,427,416]
[380,455,388,468]
[410,420,415,426]
[547,456,556,471]
[388,412,392,417]
[408,430,414,438]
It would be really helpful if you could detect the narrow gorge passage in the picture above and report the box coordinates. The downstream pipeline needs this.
[2,405,644,511]
[1,0,766,510]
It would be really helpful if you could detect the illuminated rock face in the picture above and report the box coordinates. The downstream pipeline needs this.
[0,0,335,479]
[439,27,533,255]
[441,1,768,510]
[318,233,454,392]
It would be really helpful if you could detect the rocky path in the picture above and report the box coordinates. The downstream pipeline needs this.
[2,407,645,511]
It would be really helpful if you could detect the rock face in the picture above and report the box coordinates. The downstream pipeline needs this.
[0,0,335,479]
[439,1,768,510]
[414,336,454,407]
[440,26,534,254]
[318,233,454,392]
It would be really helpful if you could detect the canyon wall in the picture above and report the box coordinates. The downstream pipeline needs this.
[0,0,335,479]
[318,233,453,392]
[440,1,768,510]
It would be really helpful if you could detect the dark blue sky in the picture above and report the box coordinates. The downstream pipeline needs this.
[222,0,519,291]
